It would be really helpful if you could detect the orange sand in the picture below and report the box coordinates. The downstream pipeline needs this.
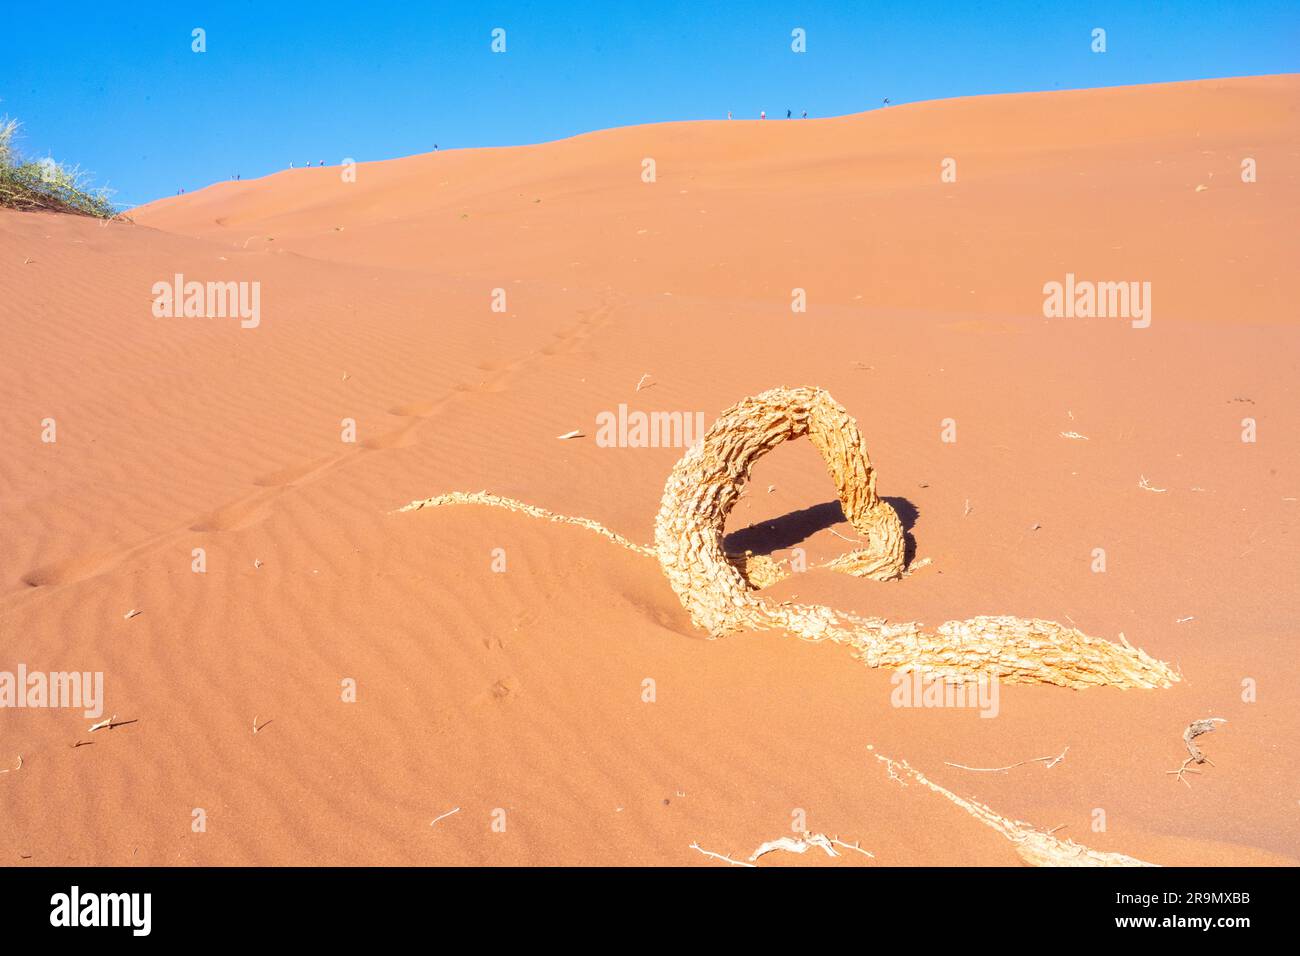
[1,75,1297,865]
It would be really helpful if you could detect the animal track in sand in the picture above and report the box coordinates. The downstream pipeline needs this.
[253,456,339,487]
[379,292,623,424]
[190,490,281,532]
[21,550,126,588]
[540,339,583,356]
[360,422,422,450]
[388,400,444,418]
[453,380,509,394]
[10,293,626,599]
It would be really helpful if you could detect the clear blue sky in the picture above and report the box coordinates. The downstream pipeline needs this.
[2,0,1296,207]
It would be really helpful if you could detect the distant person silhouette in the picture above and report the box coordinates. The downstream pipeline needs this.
[802,110,807,119]
[760,110,766,120]
[786,109,792,119]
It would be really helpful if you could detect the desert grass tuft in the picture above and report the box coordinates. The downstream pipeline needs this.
[0,117,120,219]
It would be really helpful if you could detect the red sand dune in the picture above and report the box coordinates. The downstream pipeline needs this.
[1,75,1297,865]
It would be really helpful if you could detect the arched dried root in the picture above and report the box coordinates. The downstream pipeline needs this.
[398,386,1178,690]
[653,386,1177,690]
[654,386,907,635]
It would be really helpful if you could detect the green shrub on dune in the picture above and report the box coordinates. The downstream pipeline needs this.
[0,116,117,218]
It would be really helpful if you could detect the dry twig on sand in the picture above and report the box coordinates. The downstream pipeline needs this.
[0,755,21,774]
[750,833,838,860]
[748,832,875,862]
[689,842,756,867]
[88,714,116,733]
[944,746,1068,773]
[1167,718,1227,787]
[871,747,1155,866]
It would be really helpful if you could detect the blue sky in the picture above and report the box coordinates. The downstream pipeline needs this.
[1,1,1296,207]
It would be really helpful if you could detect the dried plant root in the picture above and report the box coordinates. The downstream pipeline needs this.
[397,491,652,556]
[399,387,1178,690]
[655,386,906,637]
[1183,717,1226,763]
[653,386,1177,690]
[873,751,1156,867]
[1168,717,1227,786]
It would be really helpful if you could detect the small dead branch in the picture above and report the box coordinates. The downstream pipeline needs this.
[252,715,272,735]
[1059,431,1089,441]
[1166,758,1202,788]
[1138,476,1167,493]
[689,841,756,867]
[748,832,875,862]
[0,755,22,774]
[430,807,461,826]
[556,430,583,440]
[750,832,839,861]
[634,373,653,391]
[1183,717,1226,763]
[944,746,1069,774]
[123,609,142,620]
[828,837,875,858]
[873,749,1154,866]
[1166,718,1226,787]
[88,714,116,733]
[904,556,933,575]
